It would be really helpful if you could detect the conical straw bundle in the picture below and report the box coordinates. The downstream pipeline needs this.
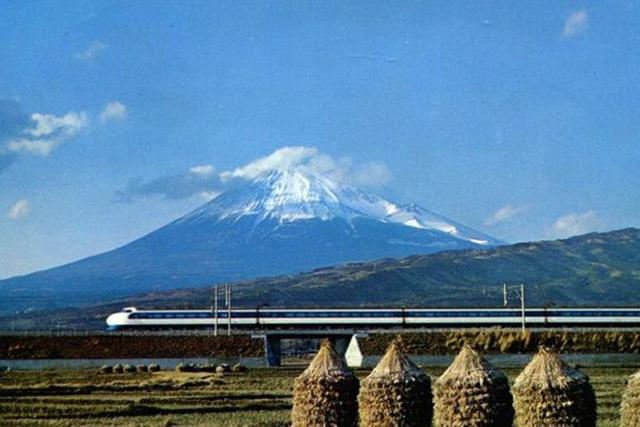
[619,369,640,426]
[291,340,359,427]
[513,347,596,427]
[358,340,432,427]
[434,344,513,427]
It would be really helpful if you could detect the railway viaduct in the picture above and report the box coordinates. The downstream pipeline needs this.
[252,330,367,367]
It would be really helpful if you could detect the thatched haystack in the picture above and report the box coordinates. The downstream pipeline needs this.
[621,369,640,427]
[513,347,596,427]
[291,340,359,427]
[358,340,432,427]
[434,344,513,427]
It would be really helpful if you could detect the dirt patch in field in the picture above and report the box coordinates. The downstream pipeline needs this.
[0,335,264,359]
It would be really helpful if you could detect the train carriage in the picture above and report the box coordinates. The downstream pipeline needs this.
[106,307,640,330]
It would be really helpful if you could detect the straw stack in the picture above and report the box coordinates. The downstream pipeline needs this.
[434,344,513,427]
[358,340,432,427]
[513,347,596,427]
[291,340,359,427]
[619,369,640,426]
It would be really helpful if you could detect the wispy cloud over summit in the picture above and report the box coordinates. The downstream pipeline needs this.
[116,146,393,203]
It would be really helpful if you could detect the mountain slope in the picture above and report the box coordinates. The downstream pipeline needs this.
[0,167,500,315]
[115,227,640,309]
[5,228,638,330]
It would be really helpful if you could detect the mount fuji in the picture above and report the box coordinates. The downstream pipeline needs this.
[0,165,501,315]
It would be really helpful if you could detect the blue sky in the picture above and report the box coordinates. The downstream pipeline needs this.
[1,1,639,279]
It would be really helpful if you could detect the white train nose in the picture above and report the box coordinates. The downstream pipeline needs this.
[106,312,129,327]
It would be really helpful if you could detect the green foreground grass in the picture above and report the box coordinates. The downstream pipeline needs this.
[0,364,635,426]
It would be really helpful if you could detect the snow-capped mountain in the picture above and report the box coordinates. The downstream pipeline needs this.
[180,167,499,246]
[0,165,501,315]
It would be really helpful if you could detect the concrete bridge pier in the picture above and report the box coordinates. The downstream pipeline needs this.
[256,331,366,367]
[328,335,351,358]
[264,335,282,367]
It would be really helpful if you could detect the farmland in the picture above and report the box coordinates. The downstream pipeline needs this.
[4,328,640,360]
[0,363,635,426]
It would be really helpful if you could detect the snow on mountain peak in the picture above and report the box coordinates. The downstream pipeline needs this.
[181,163,500,246]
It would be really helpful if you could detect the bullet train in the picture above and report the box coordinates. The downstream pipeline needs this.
[106,306,640,330]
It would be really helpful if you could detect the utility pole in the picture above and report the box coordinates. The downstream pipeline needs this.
[520,283,526,332]
[503,283,526,332]
[503,283,508,307]
[226,284,232,336]
[213,285,218,337]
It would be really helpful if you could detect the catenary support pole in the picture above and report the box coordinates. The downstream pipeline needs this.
[227,284,232,336]
[521,283,526,332]
[214,285,218,336]
[503,283,508,307]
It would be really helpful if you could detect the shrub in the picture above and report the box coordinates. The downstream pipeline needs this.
[232,363,247,373]
[175,363,196,372]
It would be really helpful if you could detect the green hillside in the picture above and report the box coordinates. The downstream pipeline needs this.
[3,228,640,330]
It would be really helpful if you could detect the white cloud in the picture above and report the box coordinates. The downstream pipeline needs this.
[189,165,216,177]
[549,210,600,238]
[99,101,127,123]
[353,161,392,187]
[563,10,588,38]
[115,166,223,202]
[484,204,530,226]
[75,41,107,61]
[222,147,320,180]
[199,191,221,201]
[117,146,393,203]
[221,146,391,187]
[8,199,30,219]
[7,111,88,156]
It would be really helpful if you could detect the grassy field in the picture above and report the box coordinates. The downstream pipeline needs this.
[0,364,635,426]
